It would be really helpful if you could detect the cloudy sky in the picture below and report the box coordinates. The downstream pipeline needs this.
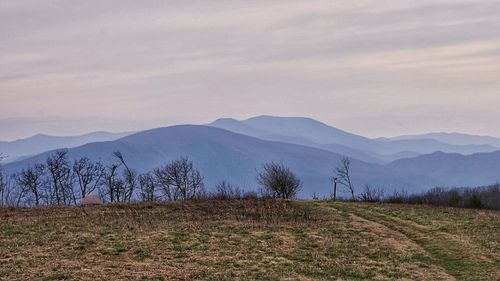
[1,0,500,140]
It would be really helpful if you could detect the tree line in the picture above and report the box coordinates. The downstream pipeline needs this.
[2,151,494,209]
[0,150,208,207]
[381,185,500,210]
[0,150,307,207]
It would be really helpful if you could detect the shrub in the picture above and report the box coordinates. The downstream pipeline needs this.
[465,194,483,209]
[256,162,301,199]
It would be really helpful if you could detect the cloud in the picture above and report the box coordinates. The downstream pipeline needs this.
[1,0,500,140]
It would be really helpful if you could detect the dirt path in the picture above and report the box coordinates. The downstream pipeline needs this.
[328,203,500,281]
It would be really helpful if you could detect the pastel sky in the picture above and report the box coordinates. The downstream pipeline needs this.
[1,0,500,140]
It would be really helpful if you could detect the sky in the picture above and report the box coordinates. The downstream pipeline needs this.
[1,0,500,141]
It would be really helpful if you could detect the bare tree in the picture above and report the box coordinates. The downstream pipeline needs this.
[15,164,46,206]
[2,175,19,207]
[257,162,301,199]
[0,178,4,205]
[0,153,19,207]
[212,181,243,200]
[358,184,384,202]
[100,164,116,203]
[104,163,121,203]
[153,165,173,200]
[0,154,7,206]
[73,157,105,201]
[101,151,137,203]
[335,157,355,200]
[138,172,157,202]
[113,151,136,202]
[46,150,74,205]
[154,157,204,201]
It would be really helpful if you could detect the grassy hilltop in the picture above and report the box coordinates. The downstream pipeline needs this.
[0,200,498,281]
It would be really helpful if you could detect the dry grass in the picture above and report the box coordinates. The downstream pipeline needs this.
[330,202,500,281]
[0,199,498,280]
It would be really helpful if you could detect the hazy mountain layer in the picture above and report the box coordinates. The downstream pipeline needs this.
[4,125,428,197]
[0,131,133,163]
[209,116,498,163]
[387,151,500,187]
[5,117,500,197]
[382,132,500,148]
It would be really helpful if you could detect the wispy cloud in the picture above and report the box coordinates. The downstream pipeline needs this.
[1,0,500,140]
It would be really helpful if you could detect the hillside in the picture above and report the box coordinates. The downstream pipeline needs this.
[4,125,429,197]
[0,200,498,280]
[387,151,500,187]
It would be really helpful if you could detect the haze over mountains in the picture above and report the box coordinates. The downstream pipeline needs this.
[0,131,133,163]
[3,125,430,197]
[209,116,498,163]
[381,132,500,148]
[388,151,500,187]
[3,116,500,197]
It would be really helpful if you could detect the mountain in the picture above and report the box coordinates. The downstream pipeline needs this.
[0,131,134,163]
[374,138,497,155]
[209,118,382,163]
[4,125,429,197]
[387,151,500,187]
[6,122,500,196]
[209,116,498,163]
[242,116,373,147]
[383,132,500,148]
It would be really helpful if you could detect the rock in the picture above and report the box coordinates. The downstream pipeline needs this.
[81,195,103,206]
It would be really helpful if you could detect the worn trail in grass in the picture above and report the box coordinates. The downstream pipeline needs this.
[0,200,498,280]
[327,202,500,281]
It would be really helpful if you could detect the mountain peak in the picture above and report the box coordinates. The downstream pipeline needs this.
[244,115,322,124]
[31,133,51,138]
[210,118,240,125]
[240,115,368,145]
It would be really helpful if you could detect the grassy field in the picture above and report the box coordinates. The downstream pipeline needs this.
[0,199,498,281]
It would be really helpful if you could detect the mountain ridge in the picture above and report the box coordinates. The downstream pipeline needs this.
[382,132,500,148]
[209,116,498,163]
[387,150,500,187]
[4,125,429,197]
[0,131,134,163]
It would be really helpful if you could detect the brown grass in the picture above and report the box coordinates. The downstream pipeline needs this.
[0,199,497,280]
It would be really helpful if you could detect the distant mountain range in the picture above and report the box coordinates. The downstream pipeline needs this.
[380,132,500,148]
[0,131,133,163]
[3,125,429,197]
[209,116,498,163]
[3,116,500,197]
[387,151,500,187]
